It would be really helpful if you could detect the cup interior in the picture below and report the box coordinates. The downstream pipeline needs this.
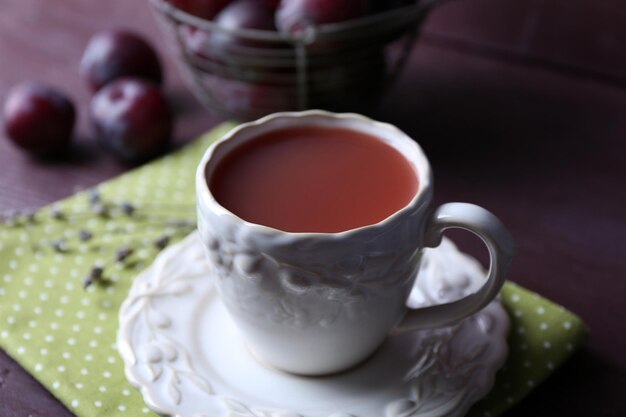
[198,110,433,235]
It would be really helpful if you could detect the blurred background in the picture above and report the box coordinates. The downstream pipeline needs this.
[0,0,625,416]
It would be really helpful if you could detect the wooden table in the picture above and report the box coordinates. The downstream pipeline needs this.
[1,0,625,416]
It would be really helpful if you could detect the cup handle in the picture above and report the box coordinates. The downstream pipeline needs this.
[395,202,516,332]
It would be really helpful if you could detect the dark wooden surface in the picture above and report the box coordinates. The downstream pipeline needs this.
[1,0,625,416]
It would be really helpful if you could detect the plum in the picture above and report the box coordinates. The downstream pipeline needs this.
[90,78,172,161]
[212,0,279,51]
[80,30,163,92]
[276,0,369,35]
[2,82,75,155]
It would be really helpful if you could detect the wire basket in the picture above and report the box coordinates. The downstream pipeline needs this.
[149,0,440,121]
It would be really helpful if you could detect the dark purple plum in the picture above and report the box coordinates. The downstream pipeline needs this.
[276,0,369,35]
[211,0,279,51]
[167,0,232,19]
[80,30,163,92]
[90,78,172,161]
[2,82,75,155]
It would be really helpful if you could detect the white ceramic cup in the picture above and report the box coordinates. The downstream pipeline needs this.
[196,110,515,375]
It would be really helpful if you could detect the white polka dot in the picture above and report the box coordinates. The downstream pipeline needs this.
[563,321,572,330]
[63,352,71,359]
[3,274,12,283]
[98,312,107,321]
[39,293,48,301]
[118,405,126,411]
[69,270,79,279]
[85,354,93,361]
[72,324,81,332]
[547,361,555,370]
[28,320,37,328]
[58,365,66,372]
[520,343,528,350]
[527,379,535,387]
[34,363,43,372]
[94,326,103,334]
[122,389,130,396]
[89,340,98,348]
[12,304,22,311]
[22,332,31,340]
[536,306,545,315]
[50,322,59,330]
[103,371,111,378]
[54,309,64,317]
[543,341,552,349]
[53,381,60,389]
[33,306,42,315]
[14,247,24,257]
[76,310,86,319]
[566,343,573,351]
[517,327,525,334]
[0,288,5,296]
[107,356,116,364]
[74,256,84,265]
[9,260,18,269]
[29,264,38,272]
[45,335,54,342]
[99,385,107,392]
[80,298,90,306]
[514,309,523,317]
[71,399,79,408]
[0,331,8,339]
[18,290,27,299]
[44,279,54,287]
[40,348,48,356]
[539,322,549,330]
[16,346,25,354]
[142,407,150,413]
[68,338,76,346]
[80,368,88,375]
[60,296,69,304]
[6,316,15,324]
[24,276,33,285]
[95,401,102,408]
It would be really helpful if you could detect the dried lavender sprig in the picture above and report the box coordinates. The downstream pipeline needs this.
[50,204,65,220]
[51,239,69,253]
[115,247,134,263]
[79,229,93,241]
[83,266,104,289]
[154,234,171,250]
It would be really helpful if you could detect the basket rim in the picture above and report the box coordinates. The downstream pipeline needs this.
[149,0,441,43]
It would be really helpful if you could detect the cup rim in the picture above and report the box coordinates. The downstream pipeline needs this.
[196,110,433,238]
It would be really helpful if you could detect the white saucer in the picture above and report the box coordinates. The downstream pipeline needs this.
[118,233,509,417]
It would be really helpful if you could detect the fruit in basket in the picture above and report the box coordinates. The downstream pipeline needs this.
[167,0,232,19]
[2,82,75,154]
[90,78,172,161]
[178,0,282,61]
[276,0,369,34]
[213,0,280,49]
[80,30,163,92]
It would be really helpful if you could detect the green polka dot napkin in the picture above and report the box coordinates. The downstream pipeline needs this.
[0,123,587,417]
